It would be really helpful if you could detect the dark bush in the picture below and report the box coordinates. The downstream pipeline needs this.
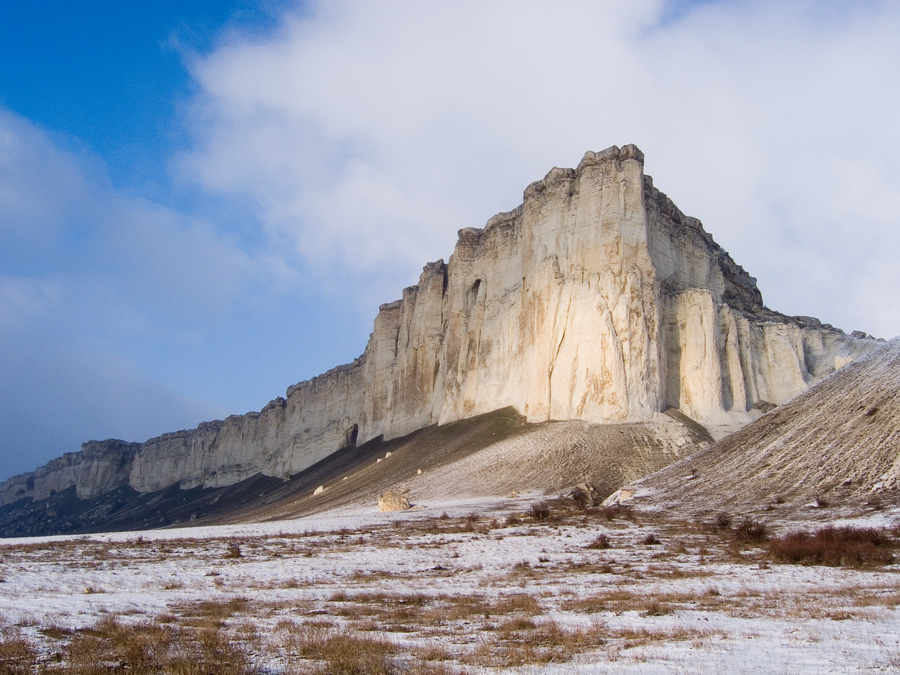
[595,505,618,521]
[593,504,632,521]
[530,501,550,521]
[769,526,894,567]
[733,518,768,542]
[641,533,660,545]
[569,488,592,510]
[714,512,732,530]
[585,534,611,549]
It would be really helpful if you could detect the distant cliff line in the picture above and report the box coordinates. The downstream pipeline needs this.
[0,144,879,506]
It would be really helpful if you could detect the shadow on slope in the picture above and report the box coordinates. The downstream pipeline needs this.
[0,405,715,536]
[0,408,526,536]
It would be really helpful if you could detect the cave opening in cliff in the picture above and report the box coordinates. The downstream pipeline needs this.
[346,424,359,448]
[467,279,482,313]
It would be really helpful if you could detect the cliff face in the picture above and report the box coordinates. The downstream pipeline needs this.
[0,145,879,504]
[0,440,138,505]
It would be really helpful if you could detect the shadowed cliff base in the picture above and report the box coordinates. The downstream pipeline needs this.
[0,406,712,537]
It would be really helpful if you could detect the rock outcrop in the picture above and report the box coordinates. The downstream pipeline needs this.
[0,145,880,506]
[378,490,411,512]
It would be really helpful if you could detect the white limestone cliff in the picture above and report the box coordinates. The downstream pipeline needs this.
[0,145,880,504]
[0,440,138,505]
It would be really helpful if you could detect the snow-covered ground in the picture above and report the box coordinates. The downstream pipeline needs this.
[1,494,899,673]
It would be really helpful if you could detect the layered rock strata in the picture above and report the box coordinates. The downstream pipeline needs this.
[0,145,879,505]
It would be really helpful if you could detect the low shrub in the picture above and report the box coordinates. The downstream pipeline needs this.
[733,518,768,542]
[530,501,550,521]
[714,512,732,530]
[769,526,894,567]
[569,488,592,510]
[0,628,36,675]
[586,534,611,549]
[282,624,396,674]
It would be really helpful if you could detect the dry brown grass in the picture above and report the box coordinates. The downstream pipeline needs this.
[176,597,250,624]
[320,590,541,633]
[0,628,36,675]
[5,501,900,673]
[224,542,243,559]
[768,526,896,567]
[21,613,256,674]
[561,587,731,616]
[458,617,712,668]
[278,623,470,674]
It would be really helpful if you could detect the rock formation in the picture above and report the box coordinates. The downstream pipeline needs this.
[0,145,880,507]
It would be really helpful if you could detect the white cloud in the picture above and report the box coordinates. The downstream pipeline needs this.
[179,0,900,337]
[0,110,275,479]
[0,109,99,245]
[0,110,279,329]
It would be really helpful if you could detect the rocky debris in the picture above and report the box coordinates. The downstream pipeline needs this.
[313,485,325,496]
[399,410,714,504]
[378,490,411,512]
[605,488,636,505]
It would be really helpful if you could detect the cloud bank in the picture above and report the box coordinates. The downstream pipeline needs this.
[182,0,900,336]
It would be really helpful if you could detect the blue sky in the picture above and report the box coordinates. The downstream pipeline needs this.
[2,0,899,481]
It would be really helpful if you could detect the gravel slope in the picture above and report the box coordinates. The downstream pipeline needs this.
[617,337,900,516]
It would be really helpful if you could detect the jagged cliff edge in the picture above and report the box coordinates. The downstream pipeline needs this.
[0,144,880,506]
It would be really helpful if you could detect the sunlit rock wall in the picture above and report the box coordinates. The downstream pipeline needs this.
[1,145,879,501]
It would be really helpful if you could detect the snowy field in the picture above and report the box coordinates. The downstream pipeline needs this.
[1,493,899,673]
